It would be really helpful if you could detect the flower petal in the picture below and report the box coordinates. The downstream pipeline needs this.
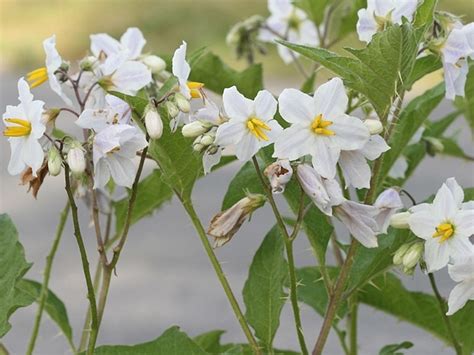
[433,184,458,220]
[120,27,146,59]
[338,150,371,189]
[447,282,474,315]
[360,135,390,160]
[273,125,314,160]
[22,135,44,177]
[223,86,253,121]
[90,33,121,58]
[314,78,348,119]
[254,90,277,121]
[408,210,438,240]
[311,137,340,179]
[172,41,190,83]
[215,121,246,147]
[278,88,314,124]
[112,61,152,94]
[235,132,260,161]
[424,239,450,272]
[331,114,369,151]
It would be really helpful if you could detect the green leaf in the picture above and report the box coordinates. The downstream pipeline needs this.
[455,60,474,134]
[15,279,74,347]
[438,137,474,161]
[295,0,330,25]
[334,0,367,40]
[221,160,265,210]
[156,76,178,101]
[189,51,263,98]
[193,330,227,353]
[379,341,414,355]
[279,23,419,119]
[300,71,317,94]
[243,226,288,350]
[114,169,174,235]
[359,273,474,353]
[379,83,445,188]
[0,214,33,337]
[92,326,207,354]
[406,55,442,89]
[413,0,438,29]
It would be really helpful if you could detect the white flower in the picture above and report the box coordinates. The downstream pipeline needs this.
[408,178,474,272]
[339,134,390,189]
[440,23,474,100]
[373,188,403,234]
[264,159,293,194]
[3,78,46,176]
[90,27,147,73]
[274,78,369,179]
[215,86,282,161]
[92,124,148,189]
[258,0,318,63]
[356,0,418,43]
[76,94,131,131]
[203,146,223,175]
[26,35,72,106]
[447,255,474,315]
[172,41,204,100]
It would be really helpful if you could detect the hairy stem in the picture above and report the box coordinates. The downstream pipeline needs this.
[428,273,462,355]
[348,294,358,355]
[179,197,261,354]
[26,202,73,355]
[64,165,98,355]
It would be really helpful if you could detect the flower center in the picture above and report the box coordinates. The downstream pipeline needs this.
[187,81,204,99]
[288,11,301,31]
[247,117,271,141]
[3,118,32,137]
[432,222,455,243]
[27,67,48,88]
[311,114,334,136]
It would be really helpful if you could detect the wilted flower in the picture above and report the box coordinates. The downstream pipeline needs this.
[373,188,403,233]
[264,159,293,194]
[208,193,266,247]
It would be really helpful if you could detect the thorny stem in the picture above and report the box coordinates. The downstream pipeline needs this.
[428,273,462,355]
[26,202,74,355]
[252,157,309,355]
[64,165,98,355]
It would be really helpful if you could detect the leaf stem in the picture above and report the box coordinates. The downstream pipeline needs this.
[428,273,462,355]
[26,202,74,355]
[64,165,98,355]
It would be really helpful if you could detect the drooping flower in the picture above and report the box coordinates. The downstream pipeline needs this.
[408,178,474,272]
[26,35,72,106]
[274,78,369,179]
[447,255,474,315]
[264,159,293,194]
[258,0,318,63]
[215,86,282,161]
[373,188,403,234]
[356,0,418,43]
[3,78,46,176]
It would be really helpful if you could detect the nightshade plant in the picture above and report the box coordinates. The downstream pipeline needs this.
[1,0,474,354]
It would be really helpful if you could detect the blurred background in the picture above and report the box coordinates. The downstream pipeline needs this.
[1,0,473,354]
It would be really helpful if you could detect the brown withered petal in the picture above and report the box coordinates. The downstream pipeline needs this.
[20,160,49,199]
[207,211,248,248]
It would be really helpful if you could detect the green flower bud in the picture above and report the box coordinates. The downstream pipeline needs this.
[48,147,62,176]
[393,243,411,265]
[402,242,424,269]
[165,101,180,118]
[174,93,191,113]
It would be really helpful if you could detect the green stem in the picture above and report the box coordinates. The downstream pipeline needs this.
[251,157,309,355]
[179,197,261,354]
[348,294,358,355]
[64,165,98,355]
[26,202,73,355]
[428,273,462,355]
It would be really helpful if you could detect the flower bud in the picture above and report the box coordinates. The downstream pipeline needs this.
[425,137,444,156]
[144,105,163,140]
[142,55,166,74]
[47,147,62,176]
[402,242,424,269]
[208,193,266,247]
[364,118,383,135]
[79,56,98,71]
[402,265,415,276]
[200,134,215,146]
[165,101,180,118]
[264,160,293,194]
[393,243,411,265]
[390,211,411,229]
[174,93,191,113]
[67,143,86,175]
[182,120,210,138]
[42,108,60,125]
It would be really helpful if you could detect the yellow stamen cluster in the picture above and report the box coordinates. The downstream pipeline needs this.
[3,118,32,137]
[432,223,455,243]
[247,117,271,141]
[187,81,204,99]
[311,114,334,136]
[27,67,48,88]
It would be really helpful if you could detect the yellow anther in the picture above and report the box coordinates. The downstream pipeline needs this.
[187,81,204,99]
[433,222,455,243]
[311,114,335,136]
[3,118,32,137]
[247,117,271,141]
[27,67,48,88]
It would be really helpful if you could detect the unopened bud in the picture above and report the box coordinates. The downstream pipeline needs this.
[207,145,219,155]
[142,55,166,74]
[80,56,98,71]
[67,143,86,175]
[165,101,179,118]
[182,121,210,138]
[264,160,293,194]
[393,243,411,265]
[402,242,424,269]
[390,212,410,229]
[174,93,191,113]
[42,108,60,125]
[402,265,415,276]
[425,137,444,156]
[364,118,383,135]
[207,193,266,247]
[48,147,62,176]
[144,105,163,140]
